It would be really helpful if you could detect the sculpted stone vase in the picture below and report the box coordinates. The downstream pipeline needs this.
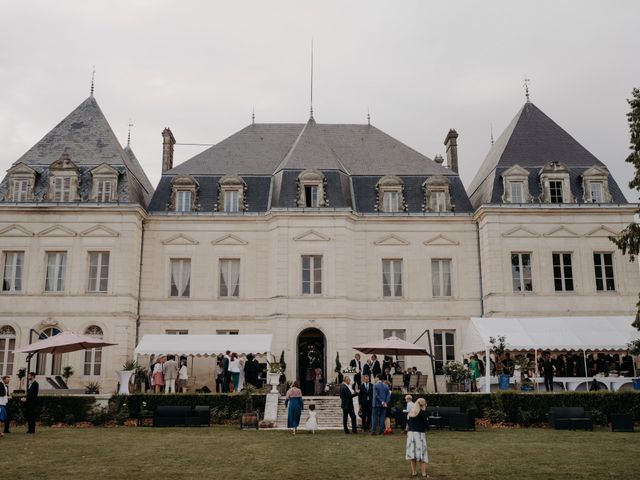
[267,372,280,394]
[116,370,135,395]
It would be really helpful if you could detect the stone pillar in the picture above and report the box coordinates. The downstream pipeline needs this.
[444,129,459,174]
[161,128,176,173]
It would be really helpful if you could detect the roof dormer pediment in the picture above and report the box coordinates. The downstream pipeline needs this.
[7,162,36,176]
[502,164,529,178]
[90,163,119,176]
[50,152,79,172]
[581,165,609,178]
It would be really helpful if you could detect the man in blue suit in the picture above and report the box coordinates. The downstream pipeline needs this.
[371,374,390,435]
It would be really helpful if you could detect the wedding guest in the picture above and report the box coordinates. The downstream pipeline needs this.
[371,355,382,378]
[383,380,393,434]
[0,375,9,436]
[153,356,165,393]
[304,404,318,433]
[350,353,362,388]
[178,360,189,393]
[542,352,555,392]
[238,354,246,392]
[371,374,390,435]
[22,372,39,434]
[229,353,241,392]
[358,374,373,431]
[215,355,224,392]
[382,366,393,383]
[244,354,259,388]
[401,394,414,431]
[406,398,429,478]
[285,381,304,435]
[469,355,481,392]
[222,351,231,393]
[340,376,358,434]
[164,355,179,394]
[313,367,323,395]
[363,359,372,378]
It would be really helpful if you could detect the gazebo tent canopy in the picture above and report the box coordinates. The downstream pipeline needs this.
[462,316,637,354]
[134,334,272,357]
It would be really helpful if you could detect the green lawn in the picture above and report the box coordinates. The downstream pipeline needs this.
[4,426,639,480]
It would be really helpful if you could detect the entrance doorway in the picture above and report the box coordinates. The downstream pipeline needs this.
[297,328,326,396]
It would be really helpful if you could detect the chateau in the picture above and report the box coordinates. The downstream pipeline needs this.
[0,93,637,392]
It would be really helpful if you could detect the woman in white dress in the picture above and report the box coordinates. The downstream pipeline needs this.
[304,404,318,433]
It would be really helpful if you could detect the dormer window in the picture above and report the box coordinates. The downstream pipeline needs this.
[501,165,531,204]
[169,175,199,212]
[90,163,118,203]
[297,170,326,207]
[4,163,37,203]
[376,175,406,213]
[581,165,611,204]
[217,175,247,213]
[47,153,79,203]
[539,162,573,204]
[423,175,452,212]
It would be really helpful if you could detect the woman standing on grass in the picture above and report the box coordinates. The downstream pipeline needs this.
[285,381,304,435]
[405,398,429,478]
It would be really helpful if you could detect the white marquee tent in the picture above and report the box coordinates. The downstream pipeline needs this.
[462,316,637,392]
[134,334,273,357]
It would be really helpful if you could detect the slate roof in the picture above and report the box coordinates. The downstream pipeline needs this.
[1,96,153,207]
[468,102,628,207]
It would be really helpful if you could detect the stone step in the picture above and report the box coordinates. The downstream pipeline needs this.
[274,395,363,430]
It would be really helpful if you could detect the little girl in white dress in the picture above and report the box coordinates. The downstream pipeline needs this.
[304,404,318,433]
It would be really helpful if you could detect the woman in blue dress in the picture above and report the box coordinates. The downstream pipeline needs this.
[285,381,304,435]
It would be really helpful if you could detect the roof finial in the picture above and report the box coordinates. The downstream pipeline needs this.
[309,38,314,120]
[490,122,494,145]
[90,66,96,97]
[523,76,531,102]
[367,107,371,126]
[252,106,255,125]
[127,119,134,147]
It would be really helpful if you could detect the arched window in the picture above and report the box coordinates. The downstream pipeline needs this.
[0,325,16,376]
[84,325,103,376]
[35,327,62,376]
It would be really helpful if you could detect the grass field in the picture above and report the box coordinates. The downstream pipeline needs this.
[3,425,639,479]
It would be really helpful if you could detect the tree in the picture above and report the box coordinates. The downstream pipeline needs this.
[610,88,640,327]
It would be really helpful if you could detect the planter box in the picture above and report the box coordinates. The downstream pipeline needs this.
[446,383,463,393]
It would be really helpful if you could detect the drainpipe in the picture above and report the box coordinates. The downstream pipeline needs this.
[475,220,485,316]
[135,217,145,351]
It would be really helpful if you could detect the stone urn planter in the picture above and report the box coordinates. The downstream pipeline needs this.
[267,372,280,394]
[116,370,135,395]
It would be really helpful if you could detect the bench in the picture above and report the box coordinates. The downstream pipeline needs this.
[611,413,634,432]
[548,407,593,430]
[449,408,478,431]
[426,406,461,429]
[152,405,211,427]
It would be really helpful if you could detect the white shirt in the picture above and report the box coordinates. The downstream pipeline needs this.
[179,365,188,380]
[229,359,241,373]
[0,383,8,406]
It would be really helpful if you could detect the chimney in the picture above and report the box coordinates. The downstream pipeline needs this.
[161,128,176,173]
[444,129,459,174]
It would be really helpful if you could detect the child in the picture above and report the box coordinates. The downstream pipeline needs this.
[304,404,318,433]
[403,394,414,431]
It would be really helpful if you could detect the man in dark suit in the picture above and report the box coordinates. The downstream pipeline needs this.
[222,351,231,393]
[358,374,373,431]
[21,372,39,434]
[339,376,358,434]
[363,359,371,378]
[244,353,259,388]
[349,353,362,388]
[1,375,10,433]
[371,354,381,378]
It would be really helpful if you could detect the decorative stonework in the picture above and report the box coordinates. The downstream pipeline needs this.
[422,175,453,212]
[375,175,407,212]
[4,162,36,202]
[296,169,327,207]
[581,165,612,203]
[501,164,532,204]
[46,152,80,202]
[168,175,200,212]
[539,162,574,204]
[215,175,247,212]
[89,163,119,202]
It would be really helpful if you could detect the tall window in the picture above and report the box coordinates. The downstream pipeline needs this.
[510,182,524,203]
[590,182,604,203]
[96,180,113,202]
[301,255,322,295]
[87,252,110,293]
[176,191,191,212]
[2,251,24,292]
[36,327,62,376]
[549,180,564,203]
[433,191,447,212]
[382,259,403,297]
[511,253,533,292]
[304,185,319,207]
[53,176,72,202]
[0,325,16,376]
[382,191,399,212]
[170,259,191,297]
[552,253,574,291]
[431,259,452,297]
[224,190,239,213]
[594,252,615,291]
[83,325,103,376]
[434,330,455,375]
[219,259,240,297]
[45,252,67,292]
[11,180,29,202]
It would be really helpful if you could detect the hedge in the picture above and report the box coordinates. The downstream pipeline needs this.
[8,395,96,425]
[109,393,267,423]
[390,391,640,424]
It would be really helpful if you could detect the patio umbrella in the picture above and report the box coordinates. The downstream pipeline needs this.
[16,331,117,354]
[352,336,430,356]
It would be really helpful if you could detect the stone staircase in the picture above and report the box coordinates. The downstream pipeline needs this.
[275,396,357,430]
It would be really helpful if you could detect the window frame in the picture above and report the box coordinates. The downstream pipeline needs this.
[87,251,110,293]
[511,252,533,292]
[96,179,114,203]
[510,182,524,203]
[219,258,241,298]
[169,258,191,298]
[433,330,456,376]
[431,258,452,297]
[301,254,322,295]
[2,251,24,293]
[0,325,16,376]
[593,252,615,292]
[175,190,192,212]
[382,190,400,213]
[223,189,241,213]
[549,180,564,204]
[382,258,403,297]
[44,251,67,293]
[83,325,103,377]
[590,182,604,203]
[552,252,574,292]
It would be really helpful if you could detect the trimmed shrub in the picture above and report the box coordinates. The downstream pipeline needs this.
[8,395,96,424]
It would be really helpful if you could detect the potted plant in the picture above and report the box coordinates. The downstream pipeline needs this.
[443,361,466,392]
[15,368,26,394]
[334,352,343,386]
[134,364,148,393]
[514,356,533,391]
[266,354,281,394]
[85,381,101,394]
[278,350,287,386]
[240,385,260,429]
[62,366,74,387]
[116,360,137,395]
[490,335,510,390]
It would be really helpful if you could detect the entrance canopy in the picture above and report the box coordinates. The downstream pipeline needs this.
[462,316,636,354]
[134,334,272,357]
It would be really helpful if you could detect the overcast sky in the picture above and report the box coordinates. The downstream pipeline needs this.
[1,0,639,200]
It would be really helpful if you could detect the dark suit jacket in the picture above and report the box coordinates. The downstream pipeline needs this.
[339,383,357,410]
[222,356,230,374]
[26,380,39,412]
[371,360,381,377]
[0,382,8,397]
[358,382,373,407]
[363,363,371,377]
